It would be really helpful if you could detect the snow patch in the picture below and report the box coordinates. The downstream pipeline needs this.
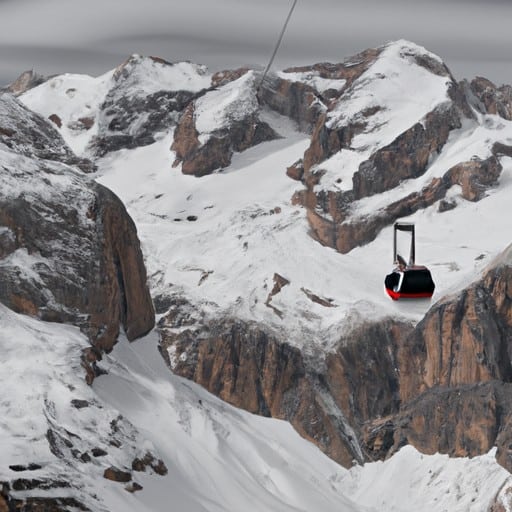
[20,70,114,156]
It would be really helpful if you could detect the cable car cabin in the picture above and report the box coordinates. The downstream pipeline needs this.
[384,222,435,300]
[385,266,435,300]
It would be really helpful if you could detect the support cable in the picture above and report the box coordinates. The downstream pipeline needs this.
[257,0,298,94]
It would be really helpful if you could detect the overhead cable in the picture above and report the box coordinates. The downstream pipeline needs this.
[257,0,298,94]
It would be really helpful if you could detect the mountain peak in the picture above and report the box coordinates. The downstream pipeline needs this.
[112,53,211,95]
[380,39,452,78]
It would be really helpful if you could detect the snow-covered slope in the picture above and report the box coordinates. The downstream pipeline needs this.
[93,120,512,350]
[317,40,453,191]
[18,41,512,346]
[20,54,212,157]
[86,43,504,347]
[2,303,509,511]
[0,303,361,512]
[19,69,115,155]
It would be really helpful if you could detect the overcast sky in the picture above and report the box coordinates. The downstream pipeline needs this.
[1,0,511,87]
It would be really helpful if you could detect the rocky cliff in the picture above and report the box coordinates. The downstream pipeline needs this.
[366,247,512,470]
[0,92,154,366]
[158,299,396,467]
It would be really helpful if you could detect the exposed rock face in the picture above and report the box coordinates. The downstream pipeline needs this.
[352,103,463,199]
[298,52,383,171]
[362,381,511,462]
[0,161,154,352]
[311,154,503,254]
[400,261,512,399]
[398,382,507,457]
[5,69,48,96]
[258,49,382,135]
[258,74,325,133]
[359,250,512,470]
[285,49,381,91]
[0,94,154,356]
[158,297,413,467]
[325,320,412,428]
[0,481,90,511]
[88,185,156,348]
[212,67,251,88]
[172,103,277,176]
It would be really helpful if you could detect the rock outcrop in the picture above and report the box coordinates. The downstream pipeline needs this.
[0,92,95,172]
[304,154,503,254]
[351,101,464,200]
[4,69,48,96]
[469,76,512,120]
[401,256,512,399]
[0,481,90,512]
[171,71,277,176]
[0,93,154,359]
[175,55,375,176]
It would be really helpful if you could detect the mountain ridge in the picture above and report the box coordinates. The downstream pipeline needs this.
[2,38,512,510]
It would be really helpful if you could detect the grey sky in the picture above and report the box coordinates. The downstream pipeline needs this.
[1,0,511,87]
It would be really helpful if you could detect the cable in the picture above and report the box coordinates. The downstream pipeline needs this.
[257,0,298,94]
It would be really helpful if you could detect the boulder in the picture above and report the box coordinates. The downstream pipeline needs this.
[103,466,132,483]
[469,76,512,120]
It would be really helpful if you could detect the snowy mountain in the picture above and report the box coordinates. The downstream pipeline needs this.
[2,39,512,510]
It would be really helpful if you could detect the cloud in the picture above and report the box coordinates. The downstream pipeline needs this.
[0,44,125,85]
[0,0,511,86]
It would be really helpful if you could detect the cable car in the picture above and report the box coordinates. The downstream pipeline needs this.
[384,222,435,300]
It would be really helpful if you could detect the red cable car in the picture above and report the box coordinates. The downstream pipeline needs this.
[384,222,435,300]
